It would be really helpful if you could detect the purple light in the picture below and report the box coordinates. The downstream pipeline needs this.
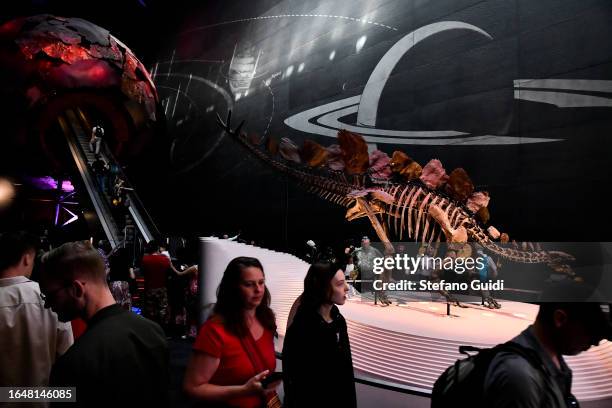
[27,176,74,192]
[29,176,56,190]
[61,207,78,227]
[61,180,74,192]
[54,204,60,226]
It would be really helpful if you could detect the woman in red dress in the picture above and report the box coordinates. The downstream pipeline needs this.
[183,257,280,407]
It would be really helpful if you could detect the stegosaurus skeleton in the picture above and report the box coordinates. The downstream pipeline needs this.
[217,112,574,274]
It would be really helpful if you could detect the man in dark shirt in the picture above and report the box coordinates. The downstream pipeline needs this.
[484,293,611,407]
[40,241,169,407]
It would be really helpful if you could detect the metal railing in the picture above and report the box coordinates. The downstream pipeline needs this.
[59,111,122,248]
[62,108,161,245]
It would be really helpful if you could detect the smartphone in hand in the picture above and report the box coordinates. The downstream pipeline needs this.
[261,371,283,388]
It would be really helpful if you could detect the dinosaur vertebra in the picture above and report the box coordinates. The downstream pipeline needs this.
[217,112,574,270]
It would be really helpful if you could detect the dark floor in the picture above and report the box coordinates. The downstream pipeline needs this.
[168,338,196,408]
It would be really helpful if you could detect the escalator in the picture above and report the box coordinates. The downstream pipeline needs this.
[57,109,161,250]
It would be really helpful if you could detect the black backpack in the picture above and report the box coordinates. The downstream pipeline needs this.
[431,342,548,408]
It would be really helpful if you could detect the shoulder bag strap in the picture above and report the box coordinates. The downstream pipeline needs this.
[238,331,281,408]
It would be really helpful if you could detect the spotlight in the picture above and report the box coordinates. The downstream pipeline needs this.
[0,178,15,208]
[356,35,367,53]
[285,65,294,78]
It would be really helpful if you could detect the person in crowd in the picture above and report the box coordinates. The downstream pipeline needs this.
[89,125,104,155]
[110,177,133,208]
[141,240,195,331]
[344,254,355,280]
[90,155,110,194]
[70,317,87,341]
[183,257,281,408]
[0,231,73,393]
[415,244,435,281]
[160,242,172,260]
[40,241,169,407]
[484,282,612,407]
[351,236,382,292]
[184,263,200,338]
[94,239,111,276]
[473,246,500,308]
[282,262,356,408]
[108,246,135,311]
[221,233,240,241]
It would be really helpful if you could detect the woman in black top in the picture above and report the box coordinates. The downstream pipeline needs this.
[282,262,356,408]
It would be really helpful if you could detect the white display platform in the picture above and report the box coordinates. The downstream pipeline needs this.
[200,238,612,402]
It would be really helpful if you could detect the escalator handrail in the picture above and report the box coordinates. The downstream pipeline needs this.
[59,112,122,248]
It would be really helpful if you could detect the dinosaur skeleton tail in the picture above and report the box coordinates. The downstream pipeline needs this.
[232,132,357,207]
[466,222,558,264]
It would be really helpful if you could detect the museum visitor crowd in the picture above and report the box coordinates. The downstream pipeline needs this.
[1,229,610,407]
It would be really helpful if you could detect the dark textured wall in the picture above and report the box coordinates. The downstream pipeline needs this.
[6,1,607,250]
[150,0,612,250]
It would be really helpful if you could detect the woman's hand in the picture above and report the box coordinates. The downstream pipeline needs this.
[243,370,269,395]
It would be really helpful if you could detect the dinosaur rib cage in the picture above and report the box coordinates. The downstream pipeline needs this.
[379,183,555,264]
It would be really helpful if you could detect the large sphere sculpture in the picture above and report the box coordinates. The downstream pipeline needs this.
[0,14,164,169]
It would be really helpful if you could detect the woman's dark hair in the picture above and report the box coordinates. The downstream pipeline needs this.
[300,261,342,312]
[145,240,159,254]
[213,256,276,336]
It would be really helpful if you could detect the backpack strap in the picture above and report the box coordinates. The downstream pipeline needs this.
[496,341,574,408]
[497,342,545,369]
[458,345,483,355]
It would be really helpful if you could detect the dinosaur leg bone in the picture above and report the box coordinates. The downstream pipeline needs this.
[356,197,395,254]
[428,204,467,243]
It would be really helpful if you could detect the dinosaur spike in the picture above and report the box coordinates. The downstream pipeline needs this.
[235,120,245,137]
[265,136,279,155]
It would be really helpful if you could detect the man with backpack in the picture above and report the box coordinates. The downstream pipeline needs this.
[433,282,611,408]
[483,300,610,407]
